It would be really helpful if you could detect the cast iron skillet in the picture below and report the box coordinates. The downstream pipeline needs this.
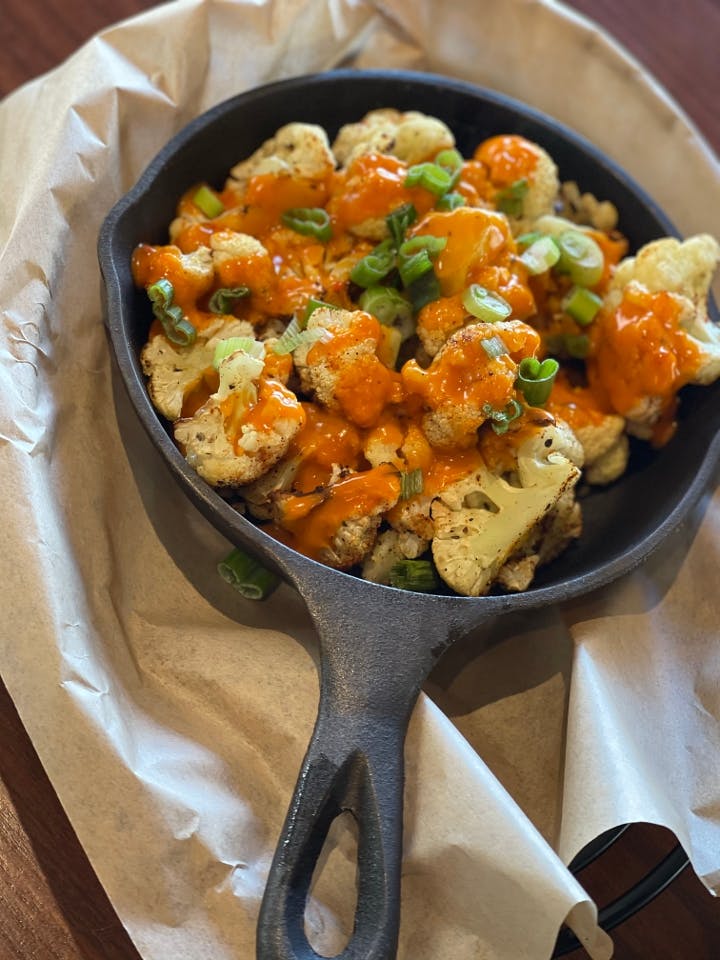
[99,71,720,960]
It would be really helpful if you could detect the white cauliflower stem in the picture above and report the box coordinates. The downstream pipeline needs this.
[431,428,581,596]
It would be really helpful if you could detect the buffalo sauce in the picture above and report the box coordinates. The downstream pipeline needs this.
[326,153,434,233]
[272,464,401,562]
[588,287,701,443]
[474,134,541,186]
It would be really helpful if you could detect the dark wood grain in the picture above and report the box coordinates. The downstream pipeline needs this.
[1,1,719,958]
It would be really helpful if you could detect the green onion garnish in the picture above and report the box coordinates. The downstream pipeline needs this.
[193,185,225,218]
[399,468,424,500]
[516,357,560,407]
[564,333,591,359]
[436,191,466,211]
[386,203,417,247]
[398,235,447,288]
[562,286,603,326]
[218,548,280,600]
[147,279,197,347]
[272,318,327,355]
[208,286,250,314]
[407,270,442,313]
[462,285,512,323]
[350,238,396,288]
[434,149,464,188]
[555,230,604,287]
[213,336,264,369]
[515,231,544,249]
[280,207,332,242]
[482,399,524,435]
[399,250,433,287]
[304,297,335,325]
[496,178,529,217]
[389,559,440,592]
[480,335,509,360]
[404,162,453,197]
[520,235,561,275]
[359,286,414,339]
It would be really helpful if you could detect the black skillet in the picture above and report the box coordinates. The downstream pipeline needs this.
[98,70,720,960]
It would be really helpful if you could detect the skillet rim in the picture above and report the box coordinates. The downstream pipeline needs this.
[98,68,720,612]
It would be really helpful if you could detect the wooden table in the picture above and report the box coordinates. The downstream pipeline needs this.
[1,1,719,957]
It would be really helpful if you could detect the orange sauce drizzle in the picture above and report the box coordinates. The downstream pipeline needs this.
[273,464,401,562]
[588,288,701,431]
[474,134,541,186]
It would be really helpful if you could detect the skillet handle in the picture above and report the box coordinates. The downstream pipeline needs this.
[256,700,405,960]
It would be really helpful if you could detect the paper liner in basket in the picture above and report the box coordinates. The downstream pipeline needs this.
[1,1,719,959]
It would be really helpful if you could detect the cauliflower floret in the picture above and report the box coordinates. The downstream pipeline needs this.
[293,307,400,429]
[332,109,455,168]
[512,148,558,232]
[402,321,540,449]
[607,235,719,314]
[208,229,276,300]
[272,465,400,569]
[475,135,558,234]
[556,181,619,232]
[173,346,304,488]
[431,426,581,596]
[592,235,720,437]
[361,529,429,584]
[582,430,629,486]
[135,244,215,297]
[606,235,720,382]
[140,318,254,421]
[227,123,335,192]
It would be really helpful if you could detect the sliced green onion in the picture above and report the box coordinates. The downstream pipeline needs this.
[496,178,529,217]
[434,149,464,188]
[218,548,280,600]
[404,162,453,197]
[516,357,560,407]
[407,271,442,313]
[386,203,417,247]
[563,285,603,326]
[359,286,414,339]
[304,297,336,325]
[398,250,433,287]
[399,235,447,257]
[482,399,524,435]
[564,333,591,359]
[272,318,327,355]
[555,230,604,287]
[520,235,561,275]
[213,336,264,369]
[193,184,225,218]
[208,286,250,314]
[515,231,544,249]
[436,191,466,211]
[280,207,332,242]
[399,468,424,500]
[398,235,446,288]
[147,279,196,347]
[462,285,512,323]
[389,559,439,592]
[350,239,396,288]
[480,335,509,360]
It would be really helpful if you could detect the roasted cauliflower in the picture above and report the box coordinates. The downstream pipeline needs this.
[130,111,720,596]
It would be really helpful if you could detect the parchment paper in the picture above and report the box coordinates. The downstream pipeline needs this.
[1,1,719,958]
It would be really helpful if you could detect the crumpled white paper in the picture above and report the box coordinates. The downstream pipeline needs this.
[1,1,719,959]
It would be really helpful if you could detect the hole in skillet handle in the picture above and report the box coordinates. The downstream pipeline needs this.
[98,70,720,960]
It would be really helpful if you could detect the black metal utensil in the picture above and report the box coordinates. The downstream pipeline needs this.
[99,70,720,960]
